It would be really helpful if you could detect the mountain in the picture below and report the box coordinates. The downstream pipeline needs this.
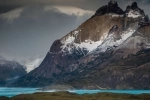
[0,56,27,86]
[12,1,150,89]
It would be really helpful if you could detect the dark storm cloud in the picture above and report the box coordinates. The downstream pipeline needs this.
[0,5,21,14]
[0,0,108,14]
[0,5,93,61]
[0,0,109,12]
[0,0,150,13]
[4,0,133,11]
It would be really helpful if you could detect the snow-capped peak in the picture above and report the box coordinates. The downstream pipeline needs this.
[125,2,145,18]
[126,10,142,18]
[60,29,107,54]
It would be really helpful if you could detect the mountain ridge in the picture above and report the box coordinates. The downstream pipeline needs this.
[11,1,150,89]
[0,56,27,86]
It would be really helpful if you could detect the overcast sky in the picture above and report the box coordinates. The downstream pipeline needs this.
[0,0,150,62]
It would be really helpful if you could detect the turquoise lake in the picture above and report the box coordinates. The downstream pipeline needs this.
[0,87,150,97]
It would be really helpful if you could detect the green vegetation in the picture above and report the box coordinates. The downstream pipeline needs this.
[0,92,150,100]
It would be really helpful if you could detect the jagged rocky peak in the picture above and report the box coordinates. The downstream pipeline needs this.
[139,15,150,26]
[108,0,118,8]
[131,2,138,10]
[125,2,145,18]
[94,0,124,16]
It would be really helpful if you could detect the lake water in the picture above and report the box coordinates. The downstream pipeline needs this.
[0,87,39,97]
[0,87,150,97]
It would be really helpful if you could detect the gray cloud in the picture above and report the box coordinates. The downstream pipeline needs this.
[0,0,150,15]
[0,0,149,8]
[0,0,110,11]
[0,5,93,61]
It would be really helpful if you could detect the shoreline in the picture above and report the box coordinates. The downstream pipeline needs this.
[0,91,150,100]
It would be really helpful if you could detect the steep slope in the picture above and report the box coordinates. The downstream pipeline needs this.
[54,7,150,89]
[12,1,150,89]
[0,56,27,86]
[54,25,150,89]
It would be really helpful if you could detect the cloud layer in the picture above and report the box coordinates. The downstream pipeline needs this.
[0,5,94,61]
[45,6,94,17]
[0,8,24,22]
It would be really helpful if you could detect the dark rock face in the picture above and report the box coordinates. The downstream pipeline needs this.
[131,2,138,10]
[58,49,150,89]
[12,46,87,87]
[107,1,124,14]
[50,40,62,53]
[0,58,26,86]
[139,15,150,26]
[54,26,150,89]
[125,2,145,16]
[94,5,108,16]
[108,25,119,34]
[94,0,124,17]
[11,1,150,89]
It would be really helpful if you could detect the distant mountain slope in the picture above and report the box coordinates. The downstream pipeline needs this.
[12,1,150,89]
[0,56,27,86]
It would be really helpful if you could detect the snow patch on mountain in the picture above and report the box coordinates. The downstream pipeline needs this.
[126,10,142,18]
[109,14,124,17]
[76,39,104,52]
[96,29,136,52]
[23,57,43,73]
[61,30,107,53]
[117,35,150,50]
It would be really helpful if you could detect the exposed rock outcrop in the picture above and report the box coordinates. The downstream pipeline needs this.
[94,0,124,17]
